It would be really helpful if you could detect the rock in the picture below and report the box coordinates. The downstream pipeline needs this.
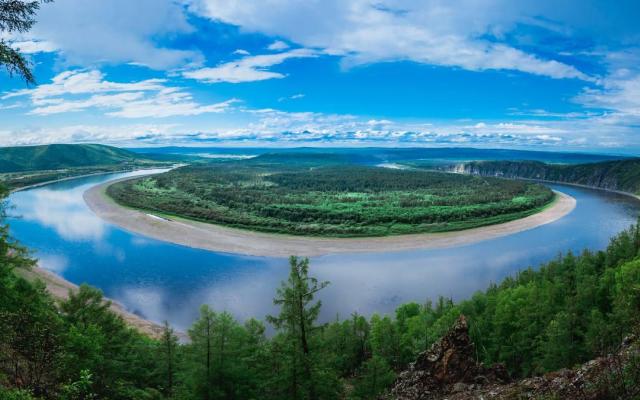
[389,315,509,400]
[387,316,639,399]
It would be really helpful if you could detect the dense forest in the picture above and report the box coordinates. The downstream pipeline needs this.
[107,163,554,237]
[2,180,640,398]
[449,158,640,195]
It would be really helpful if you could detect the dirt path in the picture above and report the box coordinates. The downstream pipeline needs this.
[84,176,576,257]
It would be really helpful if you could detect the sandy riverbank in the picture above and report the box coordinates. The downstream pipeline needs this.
[84,177,576,257]
[16,266,167,339]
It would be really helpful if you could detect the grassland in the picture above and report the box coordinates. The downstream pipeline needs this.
[107,161,554,237]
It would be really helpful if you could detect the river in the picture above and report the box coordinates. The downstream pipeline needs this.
[7,170,640,331]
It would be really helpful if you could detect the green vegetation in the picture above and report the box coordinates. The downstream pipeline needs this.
[2,177,640,398]
[0,0,52,84]
[0,144,147,172]
[0,144,181,190]
[107,163,554,237]
[452,158,640,195]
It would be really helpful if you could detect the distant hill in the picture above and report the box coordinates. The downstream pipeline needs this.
[0,144,145,172]
[448,159,640,195]
[127,146,628,165]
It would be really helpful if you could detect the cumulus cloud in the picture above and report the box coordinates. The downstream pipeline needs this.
[576,71,640,117]
[188,0,590,80]
[3,70,237,118]
[8,40,58,54]
[0,124,178,146]
[183,48,316,83]
[27,0,200,69]
[1,105,638,150]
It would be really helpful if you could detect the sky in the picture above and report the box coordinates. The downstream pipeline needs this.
[1,0,639,153]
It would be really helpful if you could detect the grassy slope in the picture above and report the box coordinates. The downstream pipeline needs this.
[453,159,640,195]
[0,143,142,172]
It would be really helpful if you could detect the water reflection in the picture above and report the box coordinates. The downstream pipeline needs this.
[7,172,640,332]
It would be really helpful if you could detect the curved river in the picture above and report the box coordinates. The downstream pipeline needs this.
[7,170,640,331]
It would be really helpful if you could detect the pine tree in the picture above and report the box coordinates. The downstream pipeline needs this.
[158,321,179,398]
[267,256,329,400]
[0,0,53,84]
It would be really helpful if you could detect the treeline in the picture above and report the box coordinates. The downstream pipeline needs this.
[3,181,640,398]
[451,158,640,195]
[107,164,553,236]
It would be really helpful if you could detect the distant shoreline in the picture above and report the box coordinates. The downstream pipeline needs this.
[84,176,577,257]
[8,166,171,194]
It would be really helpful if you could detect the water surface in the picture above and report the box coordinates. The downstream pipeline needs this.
[7,171,640,331]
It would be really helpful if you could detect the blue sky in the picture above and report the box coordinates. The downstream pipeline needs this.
[1,0,639,153]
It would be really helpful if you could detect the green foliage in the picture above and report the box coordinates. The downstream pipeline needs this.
[0,0,53,84]
[457,158,640,195]
[0,144,148,173]
[350,356,395,400]
[266,256,338,400]
[109,163,554,237]
[2,176,640,398]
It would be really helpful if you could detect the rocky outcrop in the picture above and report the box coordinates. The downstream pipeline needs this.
[389,316,509,399]
[444,159,640,196]
[387,316,640,400]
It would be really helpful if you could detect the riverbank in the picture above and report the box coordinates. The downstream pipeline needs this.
[7,165,173,194]
[84,177,577,257]
[16,266,167,339]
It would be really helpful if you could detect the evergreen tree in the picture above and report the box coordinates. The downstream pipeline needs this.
[0,0,52,84]
[351,356,395,400]
[267,256,330,400]
[158,321,179,398]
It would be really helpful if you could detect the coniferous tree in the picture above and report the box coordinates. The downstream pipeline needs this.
[158,321,179,398]
[0,0,52,84]
[267,256,330,400]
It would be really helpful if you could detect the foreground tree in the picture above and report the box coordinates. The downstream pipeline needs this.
[157,321,180,398]
[267,256,331,400]
[0,0,52,84]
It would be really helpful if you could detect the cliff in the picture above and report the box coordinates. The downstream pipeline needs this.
[447,159,640,195]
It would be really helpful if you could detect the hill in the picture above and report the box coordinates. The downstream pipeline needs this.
[0,144,143,173]
[448,158,640,195]
[127,146,628,165]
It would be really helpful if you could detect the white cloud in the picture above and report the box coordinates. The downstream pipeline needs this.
[0,124,178,146]
[267,40,289,51]
[108,94,237,119]
[2,106,639,150]
[27,0,200,69]
[9,40,58,54]
[183,48,316,83]
[576,71,640,116]
[233,49,250,55]
[3,70,165,100]
[189,0,590,80]
[3,70,237,118]
[278,93,305,102]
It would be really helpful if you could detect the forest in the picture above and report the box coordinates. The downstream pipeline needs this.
[107,162,554,236]
[2,179,640,399]
[449,158,640,195]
